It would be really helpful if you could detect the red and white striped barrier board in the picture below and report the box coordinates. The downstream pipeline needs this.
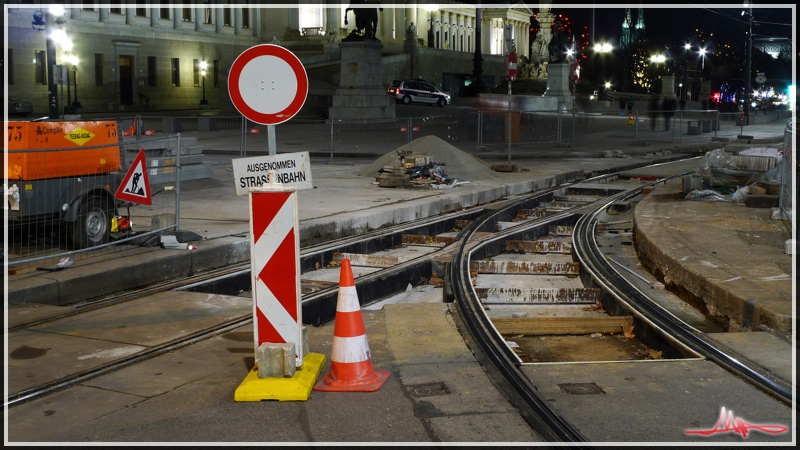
[249,186,304,366]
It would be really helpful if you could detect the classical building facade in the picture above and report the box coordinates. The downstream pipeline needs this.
[5,2,532,115]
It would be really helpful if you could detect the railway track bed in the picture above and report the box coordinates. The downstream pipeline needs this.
[6,162,794,443]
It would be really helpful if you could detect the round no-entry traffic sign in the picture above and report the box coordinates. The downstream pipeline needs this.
[228,44,308,125]
[506,52,518,81]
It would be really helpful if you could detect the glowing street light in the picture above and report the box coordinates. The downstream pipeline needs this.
[199,60,208,106]
[594,42,612,53]
[699,47,708,69]
[649,54,666,63]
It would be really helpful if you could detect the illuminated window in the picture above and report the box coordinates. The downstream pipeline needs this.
[171,58,180,86]
[33,50,46,84]
[193,59,201,86]
[148,56,157,86]
[6,49,13,85]
[95,53,104,86]
[204,8,213,24]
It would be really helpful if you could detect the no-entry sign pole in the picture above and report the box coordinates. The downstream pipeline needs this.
[506,52,517,164]
[268,125,277,156]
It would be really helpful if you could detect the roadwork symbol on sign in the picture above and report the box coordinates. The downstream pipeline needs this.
[115,148,152,205]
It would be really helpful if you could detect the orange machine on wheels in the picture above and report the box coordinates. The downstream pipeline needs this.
[5,121,123,249]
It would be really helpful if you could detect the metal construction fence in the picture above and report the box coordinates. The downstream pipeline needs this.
[780,120,795,226]
[5,124,183,268]
[95,108,748,160]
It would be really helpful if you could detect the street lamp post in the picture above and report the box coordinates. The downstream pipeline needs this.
[199,60,209,106]
[699,47,707,70]
[594,42,612,96]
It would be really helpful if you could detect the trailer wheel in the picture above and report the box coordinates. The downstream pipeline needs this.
[72,194,112,249]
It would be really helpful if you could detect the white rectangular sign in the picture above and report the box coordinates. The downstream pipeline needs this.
[232,151,313,196]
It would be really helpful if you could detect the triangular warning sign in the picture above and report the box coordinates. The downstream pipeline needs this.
[115,149,152,205]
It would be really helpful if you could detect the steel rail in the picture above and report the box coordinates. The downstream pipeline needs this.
[448,194,596,443]
[573,189,794,406]
[5,316,253,408]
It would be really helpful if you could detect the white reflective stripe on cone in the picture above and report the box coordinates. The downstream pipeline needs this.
[336,285,361,313]
[331,334,371,363]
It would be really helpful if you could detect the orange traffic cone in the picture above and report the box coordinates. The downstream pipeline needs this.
[314,259,389,392]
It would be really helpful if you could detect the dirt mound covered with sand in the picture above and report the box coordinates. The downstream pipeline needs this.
[356,136,502,182]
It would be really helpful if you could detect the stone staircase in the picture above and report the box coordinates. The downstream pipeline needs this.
[121,135,212,185]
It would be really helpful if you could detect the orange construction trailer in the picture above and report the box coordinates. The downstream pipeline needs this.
[5,121,124,248]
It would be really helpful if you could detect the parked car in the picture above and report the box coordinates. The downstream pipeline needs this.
[8,96,33,116]
[387,79,450,107]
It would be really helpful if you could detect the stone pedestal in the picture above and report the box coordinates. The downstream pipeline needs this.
[660,75,677,99]
[544,63,573,111]
[329,41,395,120]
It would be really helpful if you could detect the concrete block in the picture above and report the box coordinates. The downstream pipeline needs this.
[151,213,176,230]
[256,342,296,378]
[785,239,796,255]
[745,195,779,208]
[756,181,781,196]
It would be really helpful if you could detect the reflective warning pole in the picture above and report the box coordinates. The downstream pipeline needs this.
[507,79,512,164]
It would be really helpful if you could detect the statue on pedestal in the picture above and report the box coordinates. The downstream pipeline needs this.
[343,0,382,42]
[548,21,568,63]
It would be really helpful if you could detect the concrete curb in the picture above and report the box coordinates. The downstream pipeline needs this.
[633,182,792,336]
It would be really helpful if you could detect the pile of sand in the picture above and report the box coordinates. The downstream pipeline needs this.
[356,135,502,182]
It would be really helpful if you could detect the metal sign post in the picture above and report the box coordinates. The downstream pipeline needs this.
[506,52,517,164]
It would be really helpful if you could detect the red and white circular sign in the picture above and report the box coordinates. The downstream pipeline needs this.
[506,52,518,81]
[228,44,308,125]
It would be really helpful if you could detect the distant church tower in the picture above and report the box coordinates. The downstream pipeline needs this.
[620,7,645,50]
[634,7,645,43]
[620,8,633,49]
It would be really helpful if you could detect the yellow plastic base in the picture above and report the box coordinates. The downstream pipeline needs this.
[234,353,326,402]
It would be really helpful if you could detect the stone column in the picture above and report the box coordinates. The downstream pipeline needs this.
[173,7,181,29]
[325,3,339,38]
[150,8,158,26]
[285,7,300,38]
[195,7,203,31]
[235,8,242,35]
[417,9,427,45]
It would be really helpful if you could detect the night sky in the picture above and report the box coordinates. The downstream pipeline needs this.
[529,2,793,51]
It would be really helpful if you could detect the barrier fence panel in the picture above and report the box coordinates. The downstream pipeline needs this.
[330,119,409,158]
[5,128,182,268]
[780,123,794,226]
[242,119,330,157]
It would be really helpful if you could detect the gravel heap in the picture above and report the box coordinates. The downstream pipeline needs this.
[356,135,502,182]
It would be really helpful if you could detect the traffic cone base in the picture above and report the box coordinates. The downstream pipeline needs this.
[314,362,389,392]
[314,259,389,392]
